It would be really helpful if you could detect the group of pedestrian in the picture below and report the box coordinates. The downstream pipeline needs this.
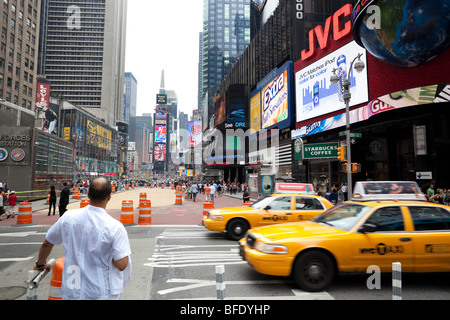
[0,186,17,221]
[182,180,225,203]
[47,182,71,217]
[322,183,348,205]
[426,184,450,205]
[225,181,246,195]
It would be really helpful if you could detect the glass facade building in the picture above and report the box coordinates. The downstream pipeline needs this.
[124,72,137,123]
[60,105,120,180]
[201,0,252,128]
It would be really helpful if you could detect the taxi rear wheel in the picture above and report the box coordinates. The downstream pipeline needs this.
[293,250,336,292]
[226,219,249,241]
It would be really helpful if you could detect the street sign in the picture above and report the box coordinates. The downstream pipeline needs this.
[416,171,432,180]
[295,142,339,160]
[339,131,363,138]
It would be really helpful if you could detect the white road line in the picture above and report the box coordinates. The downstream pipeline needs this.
[0,242,42,246]
[292,289,334,300]
[0,256,33,262]
[145,261,246,268]
[158,245,237,251]
[0,231,47,238]
[157,279,296,296]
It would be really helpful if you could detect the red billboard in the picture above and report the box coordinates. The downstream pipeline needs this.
[36,81,50,110]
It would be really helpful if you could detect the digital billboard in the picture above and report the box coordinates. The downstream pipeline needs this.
[250,91,261,134]
[261,69,289,129]
[155,125,167,144]
[214,93,226,126]
[249,61,294,133]
[155,106,167,125]
[154,144,166,162]
[295,41,369,123]
[226,84,246,129]
[156,94,167,105]
[188,121,202,147]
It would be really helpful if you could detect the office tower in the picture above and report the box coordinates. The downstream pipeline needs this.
[124,72,137,123]
[201,0,252,127]
[197,32,203,111]
[0,0,41,109]
[38,0,128,127]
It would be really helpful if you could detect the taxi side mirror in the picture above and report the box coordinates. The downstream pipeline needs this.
[264,205,271,211]
[358,223,378,234]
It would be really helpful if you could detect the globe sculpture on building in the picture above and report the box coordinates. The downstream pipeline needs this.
[352,0,450,67]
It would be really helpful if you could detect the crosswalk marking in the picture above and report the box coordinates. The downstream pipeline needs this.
[145,227,245,268]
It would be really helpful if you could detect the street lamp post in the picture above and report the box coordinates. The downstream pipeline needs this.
[330,53,365,199]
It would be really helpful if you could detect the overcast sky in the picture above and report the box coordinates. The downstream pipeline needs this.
[125,0,204,117]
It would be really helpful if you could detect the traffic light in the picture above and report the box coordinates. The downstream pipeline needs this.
[337,145,347,161]
[352,163,361,173]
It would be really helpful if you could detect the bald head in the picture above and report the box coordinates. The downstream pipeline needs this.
[88,177,112,205]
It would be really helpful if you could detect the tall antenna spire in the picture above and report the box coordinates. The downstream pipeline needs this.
[160,70,165,90]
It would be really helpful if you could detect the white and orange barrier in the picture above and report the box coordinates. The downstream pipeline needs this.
[120,200,134,225]
[48,257,64,300]
[138,200,152,225]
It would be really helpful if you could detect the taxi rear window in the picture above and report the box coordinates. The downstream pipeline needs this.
[408,206,450,231]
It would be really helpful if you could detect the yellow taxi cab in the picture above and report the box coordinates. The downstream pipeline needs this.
[240,181,450,292]
[203,183,334,240]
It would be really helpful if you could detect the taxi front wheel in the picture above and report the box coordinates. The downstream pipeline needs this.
[293,250,336,292]
[226,219,249,241]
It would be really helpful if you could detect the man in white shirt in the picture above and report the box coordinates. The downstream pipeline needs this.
[35,177,131,300]
[210,183,217,203]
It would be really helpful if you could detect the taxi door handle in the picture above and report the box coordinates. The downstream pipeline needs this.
[399,237,412,242]
[286,213,292,215]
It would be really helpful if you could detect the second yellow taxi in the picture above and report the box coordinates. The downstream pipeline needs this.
[240,181,450,292]
[203,183,333,240]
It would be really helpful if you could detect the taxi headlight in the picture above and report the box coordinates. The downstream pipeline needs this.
[254,241,288,255]
[210,215,224,221]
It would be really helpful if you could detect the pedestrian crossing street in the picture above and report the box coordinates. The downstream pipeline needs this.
[144,227,245,268]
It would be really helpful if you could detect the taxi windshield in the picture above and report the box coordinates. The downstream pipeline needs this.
[313,204,371,231]
[250,196,274,210]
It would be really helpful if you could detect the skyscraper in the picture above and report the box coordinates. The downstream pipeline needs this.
[124,72,137,123]
[201,0,252,127]
[38,0,128,127]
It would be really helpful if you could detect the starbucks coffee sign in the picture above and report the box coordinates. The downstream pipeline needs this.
[295,142,339,160]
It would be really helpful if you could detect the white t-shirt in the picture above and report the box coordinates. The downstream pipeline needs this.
[46,205,131,300]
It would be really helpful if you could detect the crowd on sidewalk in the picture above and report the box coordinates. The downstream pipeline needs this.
[178,180,252,204]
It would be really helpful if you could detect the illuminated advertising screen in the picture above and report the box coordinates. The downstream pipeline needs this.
[249,61,293,133]
[156,94,167,105]
[154,144,166,162]
[214,93,226,126]
[262,69,289,129]
[155,106,167,124]
[250,91,261,134]
[188,121,202,147]
[226,84,246,128]
[295,41,369,123]
[36,80,50,109]
[155,125,167,144]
